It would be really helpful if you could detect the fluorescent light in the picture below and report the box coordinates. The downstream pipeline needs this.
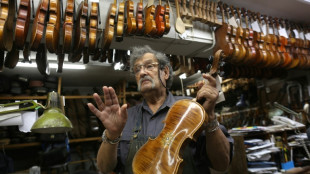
[17,62,86,70]
[114,62,125,70]
[16,62,37,68]
[50,63,86,70]
[114,62,121,70]
[179,73,187,79]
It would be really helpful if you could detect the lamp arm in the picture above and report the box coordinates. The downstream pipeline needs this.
[0,100,44,115]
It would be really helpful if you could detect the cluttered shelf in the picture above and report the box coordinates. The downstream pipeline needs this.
[2,137,101,149]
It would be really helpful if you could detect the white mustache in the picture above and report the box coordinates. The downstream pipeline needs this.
[138,76,154,91]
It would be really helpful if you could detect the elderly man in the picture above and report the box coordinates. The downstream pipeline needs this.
[88,45,233,174]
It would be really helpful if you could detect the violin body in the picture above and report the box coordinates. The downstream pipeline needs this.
[126,0,136,35]
[46,0,61,53]
[135,0,144,35]
[102,2,116,49]
[155,2,165,37]
[89,2,99,54]
[63,0,75,53]
[0,0,15,51]
[71,0,88,62]
[15,0,31,49]
[29,0,49,51]
[164,1,171,34]
[30,0,48,51]
[116,1,125,42]
[144,5,157,37]
[133,99,207,174]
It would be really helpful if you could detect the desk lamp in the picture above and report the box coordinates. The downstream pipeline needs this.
[31,91,73,133]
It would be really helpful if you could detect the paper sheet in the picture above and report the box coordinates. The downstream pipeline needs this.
[0,113,23,126]
[19,110,38,133]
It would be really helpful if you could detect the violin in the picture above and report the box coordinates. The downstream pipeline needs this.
[282,19,300,69]
[246,11,264,66]
[213,2,234,61]
[155,0,165,37]
[249,12,269,68]
[70,0,88,62]
[30,0,48,51]
[179,0,187,18]
[275,18,293,69]
[163,0,171,34]
[205,0,211,23]
[224,5,246,64]
[63,0,75,53]
[46,0,61,53]
[200,0,207,23]
[240,8,257,65]
[197,0,203,21]
[102,0,116,50]
[15,0,31,50]
[83,47,89,64]
[188,0,195,20]
[57,45,64,73]
[36,44,50,75]
[144,0,157,37]
[132,50,224,174]
[133,99,206,173]
[116,0,125,42]
[4,45,19,69]
[235,7,255,65]
[126,0,137,35]
[135,0,144,35]
[261,15,278,68]
[89,2,99,54]
[0,0,15,51]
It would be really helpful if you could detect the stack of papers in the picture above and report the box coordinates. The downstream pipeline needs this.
[245,139,280,173]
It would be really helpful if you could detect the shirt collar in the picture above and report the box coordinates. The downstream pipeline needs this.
[141,91,176,112]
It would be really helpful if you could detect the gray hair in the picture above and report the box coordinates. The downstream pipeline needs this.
[129,45,173,89]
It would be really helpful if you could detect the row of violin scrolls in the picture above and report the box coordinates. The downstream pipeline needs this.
[176,0,222,30]
[217,2,310,47]
[179,0,310,46]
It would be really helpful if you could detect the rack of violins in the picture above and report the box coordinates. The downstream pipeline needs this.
[211,2,310,79]
[0,0,172,75]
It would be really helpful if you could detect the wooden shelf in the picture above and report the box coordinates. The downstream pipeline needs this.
[0,96,48,100]
[125,92,140,96]
[3,137,101,149]
[64,95,103,99]
[0,95,106,100]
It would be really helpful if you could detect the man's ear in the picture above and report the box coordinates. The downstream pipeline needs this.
[163,66,170,80]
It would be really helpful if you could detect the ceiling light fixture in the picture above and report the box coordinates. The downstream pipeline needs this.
[179,73,187,79]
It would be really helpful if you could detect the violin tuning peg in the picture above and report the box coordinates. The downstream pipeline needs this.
[206,64,212,72]
[208,55,214,63]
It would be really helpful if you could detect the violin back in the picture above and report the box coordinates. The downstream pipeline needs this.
[132,99,207,174]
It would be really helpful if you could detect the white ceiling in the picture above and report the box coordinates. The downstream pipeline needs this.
[1,0,310,89]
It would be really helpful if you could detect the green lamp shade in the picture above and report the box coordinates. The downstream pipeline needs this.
[31,107,73,134]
